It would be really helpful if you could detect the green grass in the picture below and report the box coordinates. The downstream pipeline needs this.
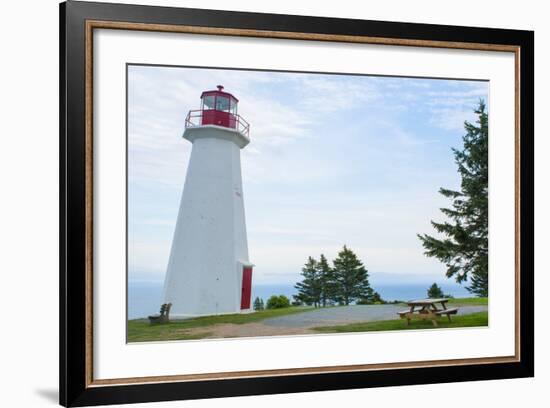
[127,306,313,342]
[313,311,488,333]
[446,297,488,306]
[127,298,488,342]
[386,297,487,307]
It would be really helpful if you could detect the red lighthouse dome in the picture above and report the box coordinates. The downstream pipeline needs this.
[185,85,249,137]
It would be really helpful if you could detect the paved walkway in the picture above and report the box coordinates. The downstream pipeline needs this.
[262,304,488,328]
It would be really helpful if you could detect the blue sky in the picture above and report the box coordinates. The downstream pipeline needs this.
[127,64,488,285]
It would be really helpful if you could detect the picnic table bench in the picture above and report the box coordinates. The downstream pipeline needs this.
[397,298,458,327]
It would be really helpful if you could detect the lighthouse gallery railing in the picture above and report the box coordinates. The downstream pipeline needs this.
[185,110,250,138]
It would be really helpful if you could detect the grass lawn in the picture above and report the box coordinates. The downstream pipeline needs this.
[388,297,488,307]
[446,297,488,306]
[127,297,488,342]
[127,306,313,342]
[313,311,488,333]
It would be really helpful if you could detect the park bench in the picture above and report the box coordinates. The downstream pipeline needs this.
[148,303,172,324]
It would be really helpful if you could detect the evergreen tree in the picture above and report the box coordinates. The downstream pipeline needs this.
[427,283,444,299]
[291,295,303,306]
[316,254,334,307]
[418,101,489,297]
[372,291,384,304]
[332,246,373,305]
[253,296,264,311]
[294,257,322,307]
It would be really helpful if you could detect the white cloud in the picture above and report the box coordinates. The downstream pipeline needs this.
[429,107,479,131]
[423,82,488,131]
[294,75,381,113]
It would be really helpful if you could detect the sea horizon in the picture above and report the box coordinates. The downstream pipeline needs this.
[128,276,471,320]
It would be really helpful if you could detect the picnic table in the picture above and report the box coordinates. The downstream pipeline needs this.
[397,298,458,327]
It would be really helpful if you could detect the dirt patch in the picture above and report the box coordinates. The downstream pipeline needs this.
[188,322,317,339]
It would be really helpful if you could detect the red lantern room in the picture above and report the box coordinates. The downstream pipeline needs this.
[201,85,238,127]
[185,85,250,137]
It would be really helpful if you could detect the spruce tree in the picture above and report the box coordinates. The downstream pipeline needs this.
[294,257,322,307]
[316,254,334,307]
[332,246,373,305]
[253,297,264,311]
[372,291,384,304]
[418,101,489,297]
[427,283,444,299]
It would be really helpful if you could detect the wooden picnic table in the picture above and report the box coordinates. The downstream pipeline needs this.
[397,298,458,326]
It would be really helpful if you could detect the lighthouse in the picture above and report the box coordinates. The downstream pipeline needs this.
[162,85,253,317]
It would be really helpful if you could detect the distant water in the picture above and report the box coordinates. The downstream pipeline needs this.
[128,279,470,320]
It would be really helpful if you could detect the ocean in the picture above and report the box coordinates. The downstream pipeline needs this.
[128,279,470,320]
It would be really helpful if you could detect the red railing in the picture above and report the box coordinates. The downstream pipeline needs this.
[185,110,250,138]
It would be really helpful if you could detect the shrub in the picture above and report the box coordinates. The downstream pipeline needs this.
[356,291,385,305]
[266,295,291,309]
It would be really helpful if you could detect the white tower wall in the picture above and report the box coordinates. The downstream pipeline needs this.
[163,126,252,317]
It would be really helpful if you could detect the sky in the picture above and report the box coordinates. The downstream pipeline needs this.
[127,64,488,286]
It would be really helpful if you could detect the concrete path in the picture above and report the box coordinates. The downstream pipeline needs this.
[262,304,488,328]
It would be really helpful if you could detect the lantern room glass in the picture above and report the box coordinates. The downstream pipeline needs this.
[230,99,237,115]
[215,95,230,111]
[201,94,238,114]
[202,95,215,110]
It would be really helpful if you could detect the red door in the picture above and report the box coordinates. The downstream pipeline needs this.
[240,267,253,310]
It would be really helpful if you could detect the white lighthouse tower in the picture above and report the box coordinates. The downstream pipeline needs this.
[163,85,253,317]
